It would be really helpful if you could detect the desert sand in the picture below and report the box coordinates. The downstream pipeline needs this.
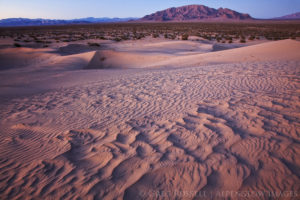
[0,37,299,200]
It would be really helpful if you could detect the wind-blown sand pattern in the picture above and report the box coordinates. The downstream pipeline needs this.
[0,39,300,199]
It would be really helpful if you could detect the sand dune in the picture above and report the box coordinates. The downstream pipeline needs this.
[0,47,55,70]
[0,39,299,199]
[149,39,300,67]
[86,50,174,69]
[0,39,212,70]
[52,51,96,70]
[0,47,96,71]
[86,39,300,69]
[2,39,293,71]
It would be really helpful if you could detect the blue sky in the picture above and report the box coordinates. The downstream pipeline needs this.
[0,0,299,19]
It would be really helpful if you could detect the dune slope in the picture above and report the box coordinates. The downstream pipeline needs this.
[0,40,299,199]
[88,39,300,69]
[150,39,300,67]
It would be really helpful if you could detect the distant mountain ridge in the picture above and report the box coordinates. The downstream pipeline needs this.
[1,5,299,27]
[141,5,253,21]
[274,12,300,20]
[0,17,137,27]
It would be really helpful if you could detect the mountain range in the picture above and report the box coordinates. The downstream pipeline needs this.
[274,12,300,20]
[141,5,252,21]
[0,5,299,26]
[0,17,137,27]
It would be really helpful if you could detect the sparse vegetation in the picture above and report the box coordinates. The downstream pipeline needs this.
[0,21,299,46]
[14,43,21,47]
[248,35,255,40]
[181,33,189,40]
[88,42,100,47]
[114,37,122,42]
[152,33,159,38]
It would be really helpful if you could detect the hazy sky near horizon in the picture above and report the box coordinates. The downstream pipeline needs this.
[0,0,299,19]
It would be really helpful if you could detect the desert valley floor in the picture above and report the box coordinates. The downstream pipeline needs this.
[0,37,299,199]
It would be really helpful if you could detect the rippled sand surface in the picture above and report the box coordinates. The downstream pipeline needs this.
[0,39,299,199]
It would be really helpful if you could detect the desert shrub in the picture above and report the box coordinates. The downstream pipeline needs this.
[133,35,140,40]
[152,33,159,38]
[227,36,233,43]
[240,39,246,43]
[14,43,21,47]
[248,35,255,40]
[169,34,176,40]
[88,42,100,47]
[181,33,189,40]
[226,36,233,41]
[135,33,145,40]
[114,37,121,42]
[203,34,212,41]
[121,34,130,40]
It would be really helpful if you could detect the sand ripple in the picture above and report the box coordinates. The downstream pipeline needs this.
[0,60,300,199]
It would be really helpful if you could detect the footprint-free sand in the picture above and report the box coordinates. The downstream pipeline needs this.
[0,38,299,199]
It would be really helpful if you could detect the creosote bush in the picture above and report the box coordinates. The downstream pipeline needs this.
[152,33,159,38]
[88,42,100,47]
[114,37,122,42]
[181,33,189,40]
[14,43,22,47]
[248,35,255,40]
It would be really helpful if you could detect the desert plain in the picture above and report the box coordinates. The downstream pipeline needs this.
[0,22,300,199]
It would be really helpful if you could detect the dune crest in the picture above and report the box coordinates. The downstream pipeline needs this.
[83,39,300,69]
[149,39,300,67]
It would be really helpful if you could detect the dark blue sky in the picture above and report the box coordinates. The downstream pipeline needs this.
[0,0,299,19]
